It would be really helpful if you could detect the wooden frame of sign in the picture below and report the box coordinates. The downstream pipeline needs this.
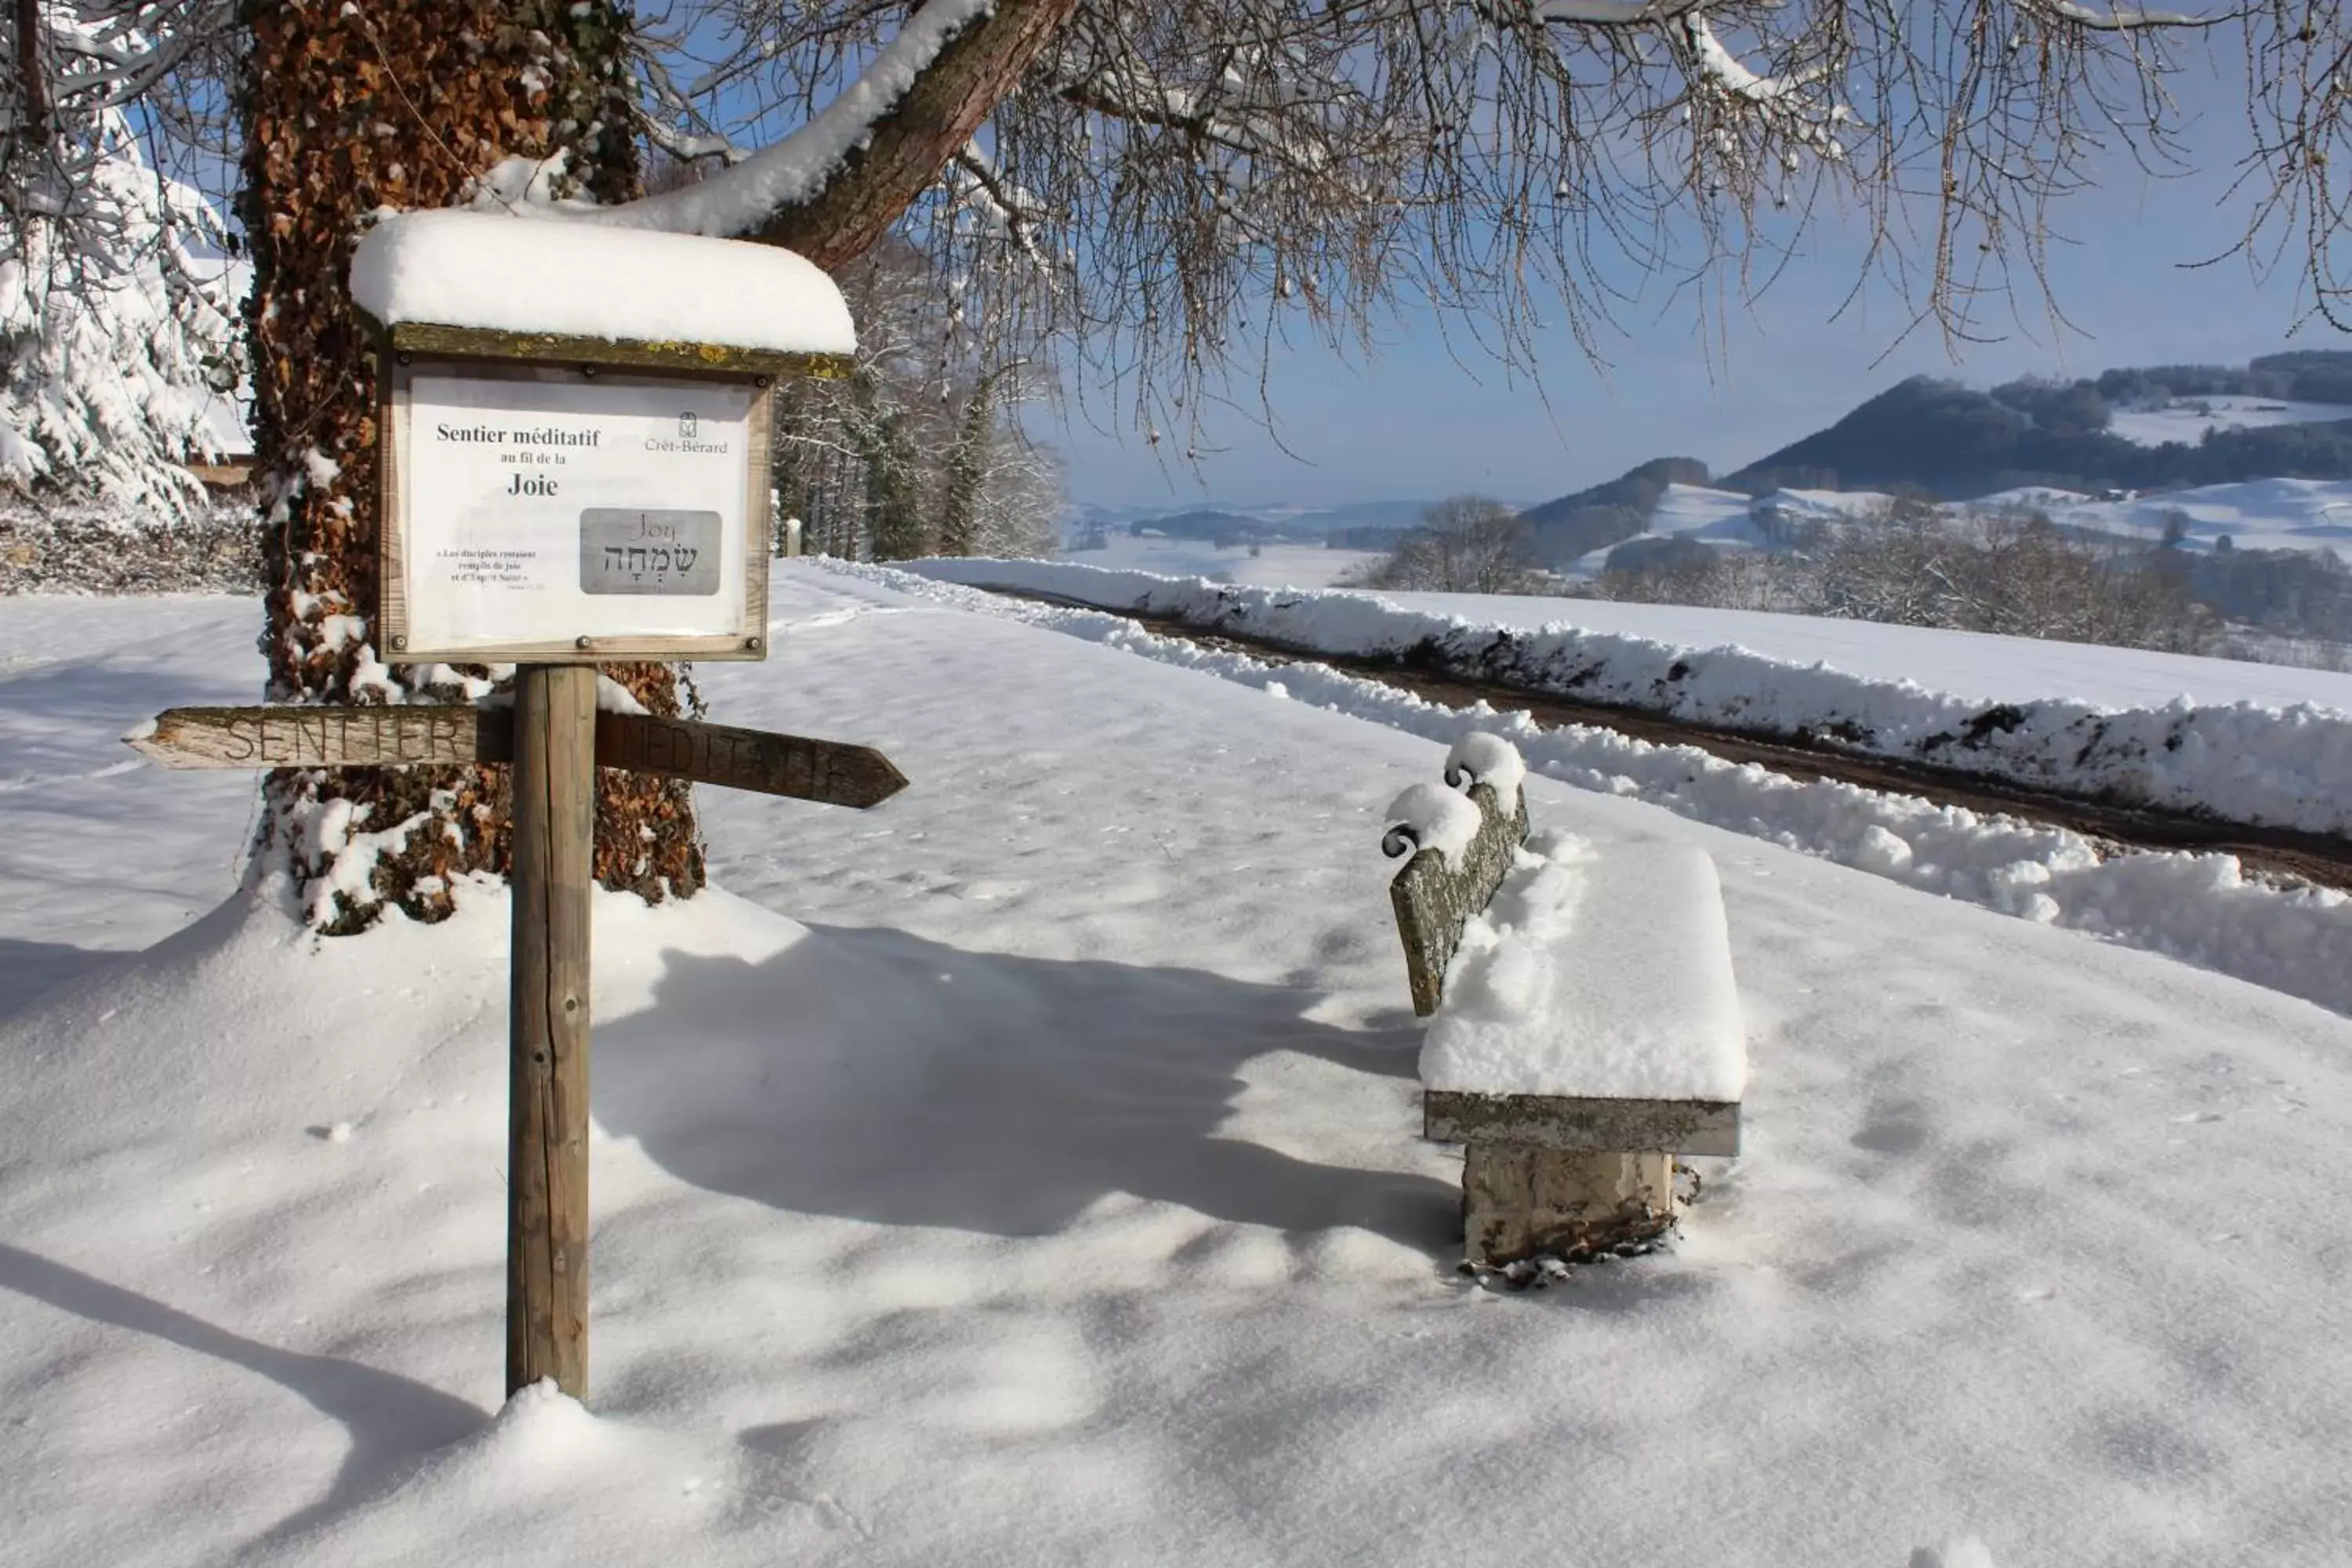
[376,321,849,665]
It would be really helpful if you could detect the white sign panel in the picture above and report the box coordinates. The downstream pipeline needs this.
[389,366,767,659]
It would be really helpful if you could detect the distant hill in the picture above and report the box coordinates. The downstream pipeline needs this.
[1516,456,1711,568]
[1323,524,1414,550]
[1076,353,2352,555]
[1722,377,2114,497]
[1128,509,1284,543]
[1276,499,1436,534]
[1078,497,1446,544]
[1719,358,2352,500]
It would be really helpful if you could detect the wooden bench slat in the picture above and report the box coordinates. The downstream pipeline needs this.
[1425,1088,1740,1157]
[1385,780,1528,1018]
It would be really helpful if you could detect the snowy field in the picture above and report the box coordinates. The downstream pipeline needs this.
[2042,477,2352,556]
[3,568,2350,1566]
[1593,477,2352,561]
[1566,481,1759,572]
[2104,395,2352,448]
[1648,480,1758,542]
[1568,482,1892,572]
[910,558,2352,837]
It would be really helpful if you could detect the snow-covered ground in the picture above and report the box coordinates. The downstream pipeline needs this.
[1572,483,1892,572]
[1647,481,1757,540]
[909,558,2352,838]
[2040,477,2352,556]
[1754,485,1897,526]
[2105,395,2352,448]
[3,568,2350,1566]
[1800,477,2352,559]
[1062,529,1379,588]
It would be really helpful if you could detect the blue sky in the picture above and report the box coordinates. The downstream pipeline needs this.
[1048,58,2324,513]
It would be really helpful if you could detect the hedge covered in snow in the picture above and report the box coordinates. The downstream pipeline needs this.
[0,495,260,595]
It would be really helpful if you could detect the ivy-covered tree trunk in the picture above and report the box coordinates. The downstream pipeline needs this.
[238,0,704,933]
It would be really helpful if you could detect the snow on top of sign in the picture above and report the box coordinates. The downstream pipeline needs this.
[1420,836,1748,1102]
[348,210,855,356]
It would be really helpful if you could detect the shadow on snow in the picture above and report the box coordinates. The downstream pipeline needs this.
[0,1243,485,1552]
[593,922,1458,1254]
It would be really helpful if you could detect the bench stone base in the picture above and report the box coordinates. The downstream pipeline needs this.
[1462,1142,1675,1267]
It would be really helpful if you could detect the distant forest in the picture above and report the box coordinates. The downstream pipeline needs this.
[1719,350,2352,500]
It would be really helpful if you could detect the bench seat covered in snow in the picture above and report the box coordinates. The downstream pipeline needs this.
[1383,734,1748,1265]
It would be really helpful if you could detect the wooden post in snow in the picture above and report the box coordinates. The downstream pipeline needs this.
[507,663,597,1397]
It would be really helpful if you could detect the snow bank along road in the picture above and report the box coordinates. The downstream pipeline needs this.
[912,559,2352,889]
[2,568,2350,1568]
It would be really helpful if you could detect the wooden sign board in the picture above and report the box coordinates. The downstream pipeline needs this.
[378,324,824,666]
[126,705,906,810]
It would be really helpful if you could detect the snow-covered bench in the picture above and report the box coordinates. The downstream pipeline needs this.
[1382,735,1747,1268]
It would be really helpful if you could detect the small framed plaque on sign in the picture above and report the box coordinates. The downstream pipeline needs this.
[378,327,785,663]
[579,509,725,596]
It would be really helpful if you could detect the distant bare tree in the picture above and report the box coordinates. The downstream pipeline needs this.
[768,241,1063,561]
[1820,503,2216,652]
[1346,495,1544,594]
[1598,499,2219,654]
[962,423,1064,559]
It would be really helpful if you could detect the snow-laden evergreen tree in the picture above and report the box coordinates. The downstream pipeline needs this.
[1,5,238,510]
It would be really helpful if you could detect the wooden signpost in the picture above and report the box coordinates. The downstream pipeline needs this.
[130,211,879,1403]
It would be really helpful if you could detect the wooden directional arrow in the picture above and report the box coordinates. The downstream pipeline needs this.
[591,712,906,808]
[128,705,507,769]
[125,704,907,809]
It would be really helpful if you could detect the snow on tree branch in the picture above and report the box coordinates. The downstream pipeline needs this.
[584,0,1000,238]
[2026,0,2213,31]
[1524,0,1700,20]
[1683,14,1823,104]
[946,140,1056,273]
